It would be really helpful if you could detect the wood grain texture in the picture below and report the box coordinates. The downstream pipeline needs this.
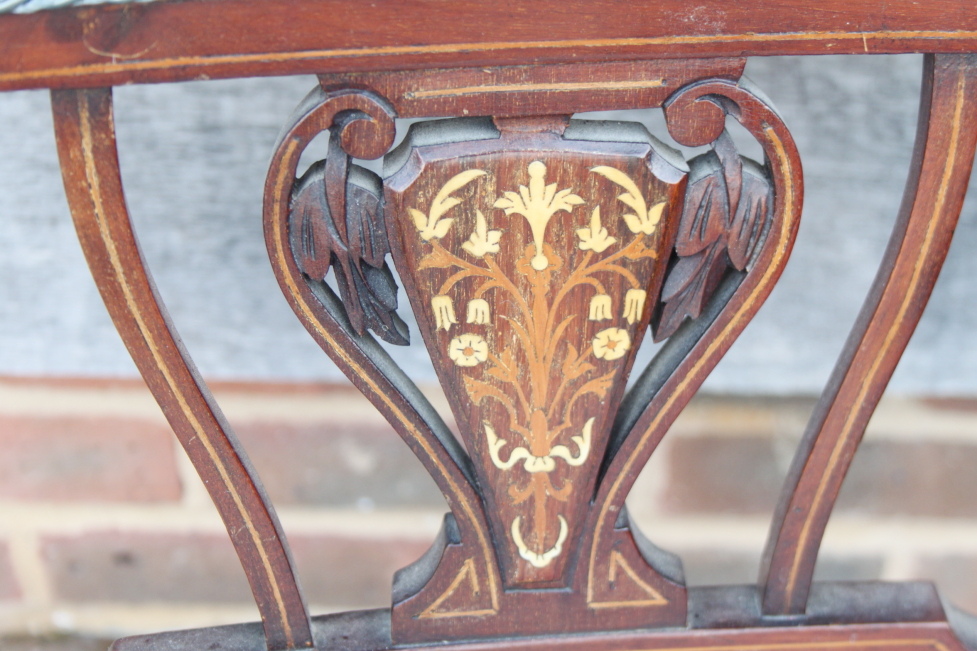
[50,86,313,651]
[386,116,683,590]
[110,583,971,651]
[759,53,977,617]
[319,60,745,118]
[262,87,505,641]
[580,76,802,631]
[5,0,977,91]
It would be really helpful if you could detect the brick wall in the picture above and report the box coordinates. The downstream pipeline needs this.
[1,376,976,639]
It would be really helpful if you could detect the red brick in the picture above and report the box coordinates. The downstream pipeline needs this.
[0,540,21,600]
[288,535,432,607]
[42,532,252,603]
[836,441,977,517]
[663,438,782,514]
[0,416,181,502]
[664,437,977,517]
[42,530,433,607]
[235,422,446,509]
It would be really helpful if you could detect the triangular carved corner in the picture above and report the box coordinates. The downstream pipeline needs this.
[590,550,669,609]
[587,524,685,614]
[419,558,497,619]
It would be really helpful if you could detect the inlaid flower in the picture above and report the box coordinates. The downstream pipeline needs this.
[467,298,491,325]
[593,327,631,361]
[576,206,617,253]
[449,334,489,367]
[494,160,584,270]
[431,295,457,332]
[622,288,647,325]
[589,294,612,321]
[461,210,502,257]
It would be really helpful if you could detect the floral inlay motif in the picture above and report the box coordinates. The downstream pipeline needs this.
[493,161,584,271]
[593,328,631,361]
[431,295,458,332]
[589,294,613,321]
[577,206,617,253]
[406,159,666,572]
[466,298,492,325]
[450,334,489,367]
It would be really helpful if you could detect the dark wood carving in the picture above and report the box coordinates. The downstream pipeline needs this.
[290,113,409,344]
[655,132,773,340]
[26,5,977,648]
[256,63,804,645]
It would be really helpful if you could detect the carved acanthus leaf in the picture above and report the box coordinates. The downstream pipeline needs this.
[655,132,773,341]
[289,157,409,346]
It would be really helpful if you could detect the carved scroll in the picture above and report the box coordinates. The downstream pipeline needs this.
[263,88,504,630]
[581,77,802,616]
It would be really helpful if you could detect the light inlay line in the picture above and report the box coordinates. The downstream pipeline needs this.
[270,135,500,612]
[781,66,969,607]
[73,92,295,646]
[405,79,665,99]
[6,29,977,86]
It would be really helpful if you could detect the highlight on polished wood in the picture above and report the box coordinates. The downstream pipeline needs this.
[3,0,974,649]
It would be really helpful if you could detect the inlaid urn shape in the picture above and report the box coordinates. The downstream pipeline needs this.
[385,117,686,587]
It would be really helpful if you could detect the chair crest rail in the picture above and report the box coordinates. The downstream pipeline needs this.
[3,3,977,650]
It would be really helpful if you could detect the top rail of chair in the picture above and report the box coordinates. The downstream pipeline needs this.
[2,0,977,92]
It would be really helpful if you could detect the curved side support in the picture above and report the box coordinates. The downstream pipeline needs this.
[760,53,977,616]
[584,77,803,602]
[263,88,501,614]
[50,88,313,651]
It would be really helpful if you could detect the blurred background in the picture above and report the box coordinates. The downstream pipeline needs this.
[3,54,977,647]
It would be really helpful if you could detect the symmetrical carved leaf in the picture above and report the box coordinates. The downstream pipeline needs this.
[290,159,409,345]
[655,133,773,341]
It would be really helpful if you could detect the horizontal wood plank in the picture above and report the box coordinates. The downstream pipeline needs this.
[2,0,977,90]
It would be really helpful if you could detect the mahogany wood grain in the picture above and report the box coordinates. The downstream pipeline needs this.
[262,88,506,642]
[383,115,690,639]
[110,583,971,651]
[50,86,314,651]
[319,59,745,119]
[759,53,977,616]
[581,77,802,623]
[6,0,977,91]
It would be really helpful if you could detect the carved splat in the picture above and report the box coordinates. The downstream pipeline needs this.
[263,64,801,644]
